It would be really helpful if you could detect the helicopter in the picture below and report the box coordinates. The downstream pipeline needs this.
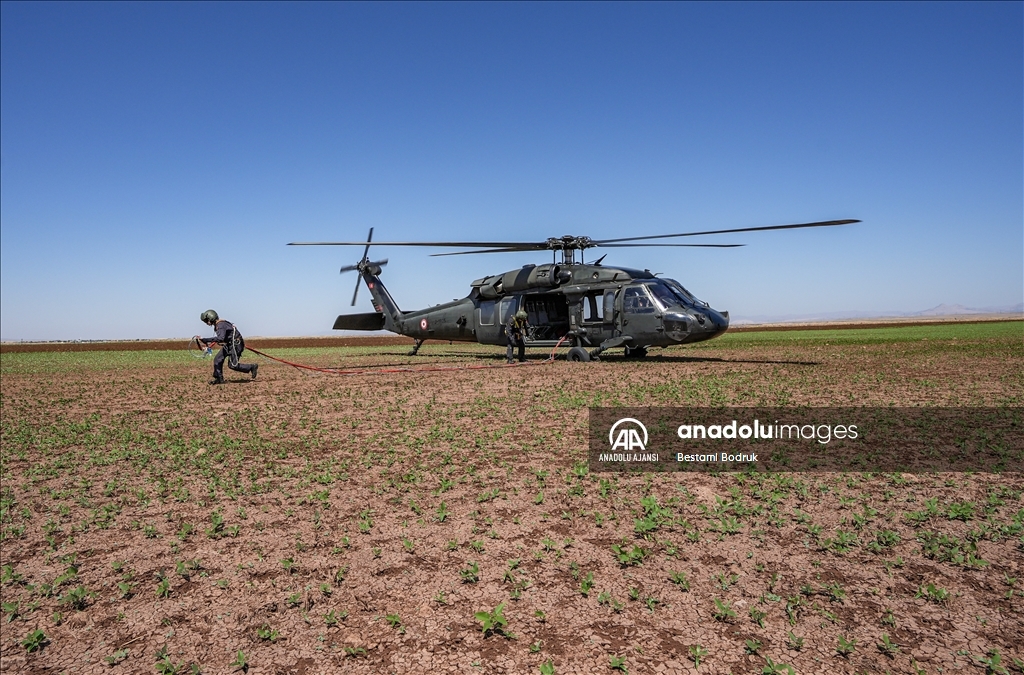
[289,219,859,361]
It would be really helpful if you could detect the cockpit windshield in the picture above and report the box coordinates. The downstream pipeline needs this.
[662,279,706,307]
[644,282,680,311]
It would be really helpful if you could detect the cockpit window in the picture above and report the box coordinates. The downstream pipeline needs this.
[645,283,679,311]
[623,286,657,314]
[663,279,704,307]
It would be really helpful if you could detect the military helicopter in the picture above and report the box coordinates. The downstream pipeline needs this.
[289,219,858,361]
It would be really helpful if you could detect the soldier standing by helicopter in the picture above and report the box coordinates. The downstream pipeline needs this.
[196,310,258,385]
[505,309,529,364]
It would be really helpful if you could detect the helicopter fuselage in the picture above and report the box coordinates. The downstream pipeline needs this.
[334,262,729,358]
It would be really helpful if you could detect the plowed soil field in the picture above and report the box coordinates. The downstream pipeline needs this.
[1,321,1022,675]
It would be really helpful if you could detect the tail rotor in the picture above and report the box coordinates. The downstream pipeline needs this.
[339,227,388,306]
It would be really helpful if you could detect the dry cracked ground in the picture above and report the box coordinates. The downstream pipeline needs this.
[1,321,1022,675]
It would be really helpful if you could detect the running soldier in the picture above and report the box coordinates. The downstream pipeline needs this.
[196,310,258,385]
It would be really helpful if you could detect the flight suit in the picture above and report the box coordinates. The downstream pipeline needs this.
[201,319,257,383]
[505,315,528,364]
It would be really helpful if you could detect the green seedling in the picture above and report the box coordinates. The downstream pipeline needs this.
[154,659,177,675]
[154,577,171,602]
[786,631,804,650]
[579,572,594,596]
[612,543,646,566]
[343,646,366,657]
[750,607,767,628]
[281,557,296,573]
[474,602,508,636]
[117,581,134,599]
[206,511,225,538]
[761,657,796,675]
[21,629,47,652]
[257,624,280,641]
[385,613,402,630]
[688,644,708,668]
[825,581,846,603]
[877,632,900,657]
[609,654,628,672]
[916,583,950,604]
[402,537,415,552]
[836,635,857,656]
[712,598,736,622]
[435,502,450,522]
[973,649,1009,675]
[744,639,762,654]
[53,565,78,587]
[668,571,690,590]
[59,585,94,610]
[539,660,555,675]
[286,592,302,608]
[230,650,248,672]
[460,561,480,583]
[1,565,24,585]
[105,649,129,665]
[324,609,345,626]
[335,566,348,584]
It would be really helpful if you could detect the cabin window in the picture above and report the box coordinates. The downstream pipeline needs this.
[603,290,616,320]
[623,286,657,314]
[498,297,518,324]
[479,301,495,326]
[583,291,604,322]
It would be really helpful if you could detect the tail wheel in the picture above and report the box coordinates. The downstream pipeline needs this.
[566,346,591,362]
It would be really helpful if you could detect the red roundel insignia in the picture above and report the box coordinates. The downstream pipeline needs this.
[368,282,374,289]
[420,318,428,330]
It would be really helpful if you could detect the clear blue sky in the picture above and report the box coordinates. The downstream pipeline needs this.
[2,2,1021,341]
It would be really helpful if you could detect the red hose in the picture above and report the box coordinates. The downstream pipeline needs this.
[244,336,569,376]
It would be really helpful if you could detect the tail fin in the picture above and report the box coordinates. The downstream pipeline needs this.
[361,268,404,332]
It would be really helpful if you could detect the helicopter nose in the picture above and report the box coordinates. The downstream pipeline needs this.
[708,309,729,336]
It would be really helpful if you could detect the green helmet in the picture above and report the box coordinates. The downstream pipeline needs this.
[515,310,528,321]
[200,309,219,324]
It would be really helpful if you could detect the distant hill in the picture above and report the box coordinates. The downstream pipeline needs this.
[733,303,1024,325]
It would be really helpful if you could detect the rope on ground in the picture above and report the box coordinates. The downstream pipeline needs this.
[242,337,569,376]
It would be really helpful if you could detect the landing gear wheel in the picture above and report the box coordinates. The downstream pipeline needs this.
[624,346,648,359]
[566,346,591,362]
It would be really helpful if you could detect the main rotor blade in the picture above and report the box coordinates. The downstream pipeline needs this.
[351,276,361,307]
[594,219,859,245]
[598,243,745,248]
[289,240,547,248]
[430,247,546,257]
